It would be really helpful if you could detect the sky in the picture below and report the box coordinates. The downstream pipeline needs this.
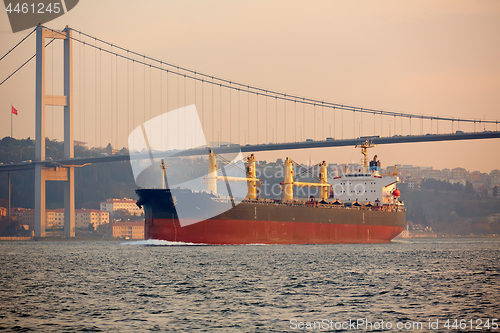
[0,0,499,173]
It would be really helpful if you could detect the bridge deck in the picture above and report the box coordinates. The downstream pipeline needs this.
[1,131,499,172]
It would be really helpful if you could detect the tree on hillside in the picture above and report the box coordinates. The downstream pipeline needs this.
[465,181,474,194]
[106,143,113,156]
[113,209,132,222]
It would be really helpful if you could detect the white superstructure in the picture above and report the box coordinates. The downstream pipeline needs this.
[329,140,403,206]
[330,172,399,205]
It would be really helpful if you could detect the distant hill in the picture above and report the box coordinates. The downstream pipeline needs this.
[2,137,499,236]
[400,182,500,236]
[0,137,137,209]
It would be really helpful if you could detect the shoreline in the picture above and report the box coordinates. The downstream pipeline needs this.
[1,235,499,242]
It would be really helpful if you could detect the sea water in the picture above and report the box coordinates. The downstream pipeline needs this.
[0,239,499,332]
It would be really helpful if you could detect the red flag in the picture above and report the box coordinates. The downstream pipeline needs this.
[11,106,18,115]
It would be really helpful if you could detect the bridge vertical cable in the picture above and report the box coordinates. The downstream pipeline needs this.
[143,55,146,133]
[247,87,250,145]
[256,93,259,144]
[322,103,324,140]
[110,45,114,149]
[132,59,135,137]
[274,97,278,143]
[99,46,102,148]
[94,38,97,149]
[294,101,297,142]
[127,51,129,135]
[115,53,118,147]
[160,62,163,150]
[314,104,316,140]
[284,97,287,143]
[265,91,268,143]
[302,98,306,141]
[212,78,214,145]
[219,84,222,144]
[149,65,152,142]
[238,88,240,144]
[14,25,498,151]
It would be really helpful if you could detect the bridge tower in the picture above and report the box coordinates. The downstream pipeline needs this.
[34,25,75,238]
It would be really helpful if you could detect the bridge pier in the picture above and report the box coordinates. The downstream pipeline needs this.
[34,25,75,238]
[34,165,46,237]
[64,167,75,238]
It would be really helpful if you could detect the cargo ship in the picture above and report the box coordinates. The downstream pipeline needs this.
[136,142,406,244]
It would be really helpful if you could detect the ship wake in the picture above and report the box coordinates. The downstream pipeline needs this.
[120,239,209,246]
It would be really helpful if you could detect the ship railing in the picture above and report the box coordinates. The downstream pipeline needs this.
[241,199,405,212]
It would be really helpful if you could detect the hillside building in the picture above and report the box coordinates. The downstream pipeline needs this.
[98,222,144,239]
[100,198,143,216]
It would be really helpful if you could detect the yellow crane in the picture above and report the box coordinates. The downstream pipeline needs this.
[281,157,331,201]
[204,150,261,199]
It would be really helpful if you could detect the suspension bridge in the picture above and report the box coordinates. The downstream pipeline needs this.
[1,25,499,237]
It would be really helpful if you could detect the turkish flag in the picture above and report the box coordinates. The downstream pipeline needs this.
[11,106,18,115]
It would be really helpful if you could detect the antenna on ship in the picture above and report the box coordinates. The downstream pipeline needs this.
[355,140,375,173]
[160,159,169,189]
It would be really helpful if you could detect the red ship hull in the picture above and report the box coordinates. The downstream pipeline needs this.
[137,188,406,245]
[145,218,405,245]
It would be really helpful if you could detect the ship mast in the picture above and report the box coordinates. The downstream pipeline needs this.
[160,159,169,189]
[246,154,258,199]
[319,161,329,200]
[207,150,218,193]
[357,140,375,173]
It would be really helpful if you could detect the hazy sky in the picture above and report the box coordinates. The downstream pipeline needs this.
[0,0,499,172]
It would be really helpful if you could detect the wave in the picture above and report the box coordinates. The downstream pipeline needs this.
[120,239,276,246]
[120,239,208,246]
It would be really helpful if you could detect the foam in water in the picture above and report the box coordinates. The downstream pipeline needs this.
[120,239,208,246]
[120,240,274,246]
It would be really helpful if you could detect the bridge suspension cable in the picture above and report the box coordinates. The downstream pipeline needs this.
[40,25,498,126]
[0,32,56,87]
[2,26,499,149]
[0,27,36,62]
